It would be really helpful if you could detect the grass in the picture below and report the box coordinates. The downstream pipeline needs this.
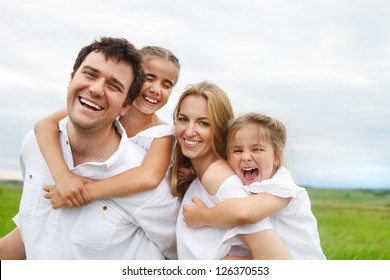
[0,183,22,237]
[306,187,390,260]
[1,182,389,260]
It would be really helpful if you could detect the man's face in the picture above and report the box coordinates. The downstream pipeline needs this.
[67,51,134,133]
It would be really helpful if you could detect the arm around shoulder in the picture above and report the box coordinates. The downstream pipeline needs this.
[34,108,92,207]
[85,135,174,199]
[185,190,291,228]
[228,192,291,225]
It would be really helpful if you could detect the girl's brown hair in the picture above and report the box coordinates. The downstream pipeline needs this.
[140,46,181,84]
[227,112,286,170]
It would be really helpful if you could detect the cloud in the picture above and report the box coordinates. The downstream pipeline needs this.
[0,0,389,189]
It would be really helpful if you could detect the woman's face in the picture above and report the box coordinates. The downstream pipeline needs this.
[175,95,214,162]
[132,57,179,115]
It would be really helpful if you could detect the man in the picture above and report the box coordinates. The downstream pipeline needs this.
[0,37,179,259]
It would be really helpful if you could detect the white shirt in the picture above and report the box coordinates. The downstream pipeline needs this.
[129,124,174,151]
[245,166,326,260]
[14,118,180,260]
[177,175,273,260]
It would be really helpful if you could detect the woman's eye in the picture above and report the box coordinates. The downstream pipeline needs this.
[199,121,209,126]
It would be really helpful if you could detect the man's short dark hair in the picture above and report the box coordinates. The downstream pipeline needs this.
[71,36,145,104]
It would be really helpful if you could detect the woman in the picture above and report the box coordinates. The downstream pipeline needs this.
[170,81,291,259]
[183,112,326,259]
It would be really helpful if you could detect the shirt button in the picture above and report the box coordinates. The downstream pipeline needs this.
[66,140,69,145]
[29,174,32,179]
[102,205,108,211]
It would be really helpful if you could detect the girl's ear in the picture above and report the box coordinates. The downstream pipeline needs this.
[274,148,282,169]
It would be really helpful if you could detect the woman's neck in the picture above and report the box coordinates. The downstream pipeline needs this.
[191,154,218,181]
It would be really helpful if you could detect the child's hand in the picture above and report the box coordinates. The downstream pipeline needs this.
[182,197,208,228]
[177,166,196,187]
[56,172,93,207]
[43,184,67,209]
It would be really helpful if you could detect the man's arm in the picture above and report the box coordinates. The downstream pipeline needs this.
[0,228,26,260]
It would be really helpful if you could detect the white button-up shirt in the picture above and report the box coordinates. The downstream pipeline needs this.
[14,118,179,259]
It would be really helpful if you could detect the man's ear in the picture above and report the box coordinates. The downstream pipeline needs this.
[119,102,131,117]
[68,73,73,87]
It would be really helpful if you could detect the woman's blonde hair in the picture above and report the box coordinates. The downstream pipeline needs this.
[170,81,234,200]
[227,112,286,170]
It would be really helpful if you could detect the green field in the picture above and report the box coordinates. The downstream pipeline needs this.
[1,181,389,259]
[306,187,390,260]
[0,180,22,237]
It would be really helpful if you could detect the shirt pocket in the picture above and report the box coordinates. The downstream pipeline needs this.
[19,170,44,220]
[70,202,122,250]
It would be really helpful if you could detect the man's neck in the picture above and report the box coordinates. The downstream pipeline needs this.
[67,122,120,166]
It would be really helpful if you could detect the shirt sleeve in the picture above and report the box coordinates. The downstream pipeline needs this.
[246,167,297,198]
[212,175,274,245]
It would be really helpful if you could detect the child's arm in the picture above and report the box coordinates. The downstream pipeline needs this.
[183,194,291,228]
[37,109,173,206]
[44,184,67,209]
[34,109,92,207]
[83,135,174,199]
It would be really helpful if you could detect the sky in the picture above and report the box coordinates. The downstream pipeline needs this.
[0,0,389,189]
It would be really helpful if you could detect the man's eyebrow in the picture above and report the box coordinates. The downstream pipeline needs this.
[83,66,125,92]
[83,65,98,72]
[110,76,125,92]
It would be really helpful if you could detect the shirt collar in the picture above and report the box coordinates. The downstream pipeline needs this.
[59,117,127,171]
